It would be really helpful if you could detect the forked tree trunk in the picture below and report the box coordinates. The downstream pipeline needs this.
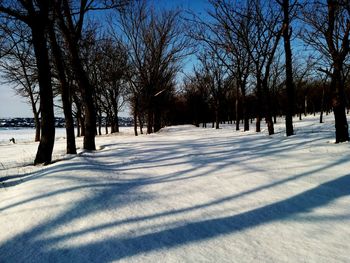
[48,25,76,154]
[57,2,96,150]
[32,24,55,165]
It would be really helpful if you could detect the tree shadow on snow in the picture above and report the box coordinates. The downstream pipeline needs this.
[1,171,350,262]
[0,130,349,262]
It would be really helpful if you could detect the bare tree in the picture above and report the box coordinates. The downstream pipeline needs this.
[302,0,350,142]
[195,0,252,131]
[117,0,192,133]
[88,36,129,134]
[48,17,77,154]
[276,0,297,136]
[197,49,231,129]
[0,22,41,142]
[53,0,97,150]
[0,1,56,165]
[182,73,211,127]
[241,0,283,135]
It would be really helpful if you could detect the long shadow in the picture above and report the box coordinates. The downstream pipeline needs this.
[0,126,348,261]
[1,128,321,189]
[44,174,350,262]
[1,174,349,262]
[1,131,346,214]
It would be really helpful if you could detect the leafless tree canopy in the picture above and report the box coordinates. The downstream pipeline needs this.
[0,0,349,165]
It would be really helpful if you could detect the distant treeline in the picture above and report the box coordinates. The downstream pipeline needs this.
[0,117,133,128]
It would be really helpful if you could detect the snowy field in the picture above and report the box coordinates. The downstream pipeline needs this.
[0,114,350,262]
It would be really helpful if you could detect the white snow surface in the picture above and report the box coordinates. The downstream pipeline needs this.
[1,115,350,262]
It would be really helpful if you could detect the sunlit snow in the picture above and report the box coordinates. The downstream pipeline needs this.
[0,114,349,262]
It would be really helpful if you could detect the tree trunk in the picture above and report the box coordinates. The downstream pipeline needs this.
[262,78,274,135]
[154,107,161,132]
[111,93,120,133]
[235,97,239,131]
[76,115,80,137]
[48,25,76,154]
[58,16,96,150]
[98,113,102,136]
[320,85,325,123]
[105,117,109,134]
[242,96,249,131]
[77,71,96,149]
[215,105,220,129]
[34,111,41,142]
[138,114,144,134]
[80,115,85,137]
[255,81,262,133]
[147,108,153,134]
[281,0,295,136]
[32,24,55,165]
[115,114,119,133]
[331,66,349,143]
[256,116,261,132]
[304,95,308,116]
[266,115,274,135]
[133,110,138,136]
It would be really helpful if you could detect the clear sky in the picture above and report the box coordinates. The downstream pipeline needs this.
[0,0,209,118]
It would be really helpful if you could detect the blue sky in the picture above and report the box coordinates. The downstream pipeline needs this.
[0,0,209,118]
[157,0,209,12]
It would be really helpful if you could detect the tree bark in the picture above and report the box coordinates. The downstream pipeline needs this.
[235,97,239,131]
[133,107,138,136]
[147,108,153,134]
[57,1,96,150]
[262,77,274,135]
[215,102,220,129]
[33,110,41,142]
[48,24,76,154]
[255,79,262,133]
[98,113,102,136]
[320,85,325,123]
[154,107,161,132]
[331,65,349,143]
[32,23,55,165]
[281,0,295,136]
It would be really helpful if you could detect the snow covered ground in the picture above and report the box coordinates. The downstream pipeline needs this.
[0,114,350,262]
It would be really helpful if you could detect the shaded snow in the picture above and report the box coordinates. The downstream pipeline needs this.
[0,115,350,262]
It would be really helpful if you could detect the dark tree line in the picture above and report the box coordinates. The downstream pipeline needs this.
[0,0,349,165]
[0,0,127,164]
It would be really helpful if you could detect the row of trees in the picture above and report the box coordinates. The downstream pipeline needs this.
[0,0,128,164]
[0,0,349,165]
[185,0,349,142]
